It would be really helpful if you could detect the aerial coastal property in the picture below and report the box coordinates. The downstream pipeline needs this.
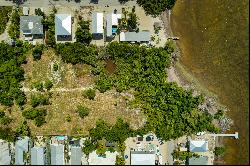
[0,0,243,165]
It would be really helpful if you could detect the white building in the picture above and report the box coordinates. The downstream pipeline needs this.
[106,13,121,38]
[92,12,104,34]
[130,151,156,165]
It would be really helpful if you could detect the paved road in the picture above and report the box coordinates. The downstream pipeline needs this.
[0,0,137,7]
[0,8,12,42]
[166,140,174,165]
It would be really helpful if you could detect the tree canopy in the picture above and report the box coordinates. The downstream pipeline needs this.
[75,20,92,45]
[137,0,176,16]
[0,42,27,106]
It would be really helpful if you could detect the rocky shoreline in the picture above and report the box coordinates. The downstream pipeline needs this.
[160,9,233,163]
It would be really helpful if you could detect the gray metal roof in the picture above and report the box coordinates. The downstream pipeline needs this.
[123,32,150,42]
[70,146,82,165]
[31,147,45,165]
[15,137,29,165]
[0,140,11,165]
[55,14,71,36]
[50,144,65,165]
[189,141,208,152]
[106,14,112,37]
[20,16,43,35]
[188,156,208,165]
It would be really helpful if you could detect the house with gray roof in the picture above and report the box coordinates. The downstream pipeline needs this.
[70,146,82,165]
[50,144,65,165]
[188,156,208,165]
[31,147,45,165]
[55,14,72,41]
[20,16,43,38]
[0,140,11,165]
[15,137,30,165]
[119,31,150,43]
[189,140,208,152]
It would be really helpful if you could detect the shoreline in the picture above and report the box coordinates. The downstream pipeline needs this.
[161,10,232,164]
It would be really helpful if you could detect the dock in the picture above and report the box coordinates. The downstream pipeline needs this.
[206,132,239,139]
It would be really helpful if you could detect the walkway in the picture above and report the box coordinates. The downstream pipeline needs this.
[206,132,239,139]
[21,86,94,93]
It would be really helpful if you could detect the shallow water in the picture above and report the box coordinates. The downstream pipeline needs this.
[171,0,249,164]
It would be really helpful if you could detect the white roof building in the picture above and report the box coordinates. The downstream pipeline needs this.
[130,151,156,165]
[106,13,121,37]
[23,7,29,16]
[88,150,117,165]
[189,140,208,152]
[92,12,103,34]
[31,147,45,165]
[0,140,11,165]
[55,14,72,36]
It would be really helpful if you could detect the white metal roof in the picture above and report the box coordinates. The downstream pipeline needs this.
[111,13,121,26]
[92,12,103,34]
[131,153,155,165]
[55,14,72,36]
[189,140,208,152]
[0,140,11,165]
[88,150,117,165]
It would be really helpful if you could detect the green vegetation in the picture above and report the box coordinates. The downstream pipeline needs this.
[104,42,219,140]
[214,110,224,120]
[8,8,20,39]
[43,11,56,47]
[127,7,139,31]
[116,155,126,165]
[55,43,98,65]
[76,105,90,119]
[33,82,44,91]
[82,138,97,155]
[54,41,218,143]
[214,146,226,157]
[30,93,50,107]
[76,19,92,45]
[137,0,176,16]
[0,110,12,125]
[35,8,45,18]
[172,149,199,161]
[32,44,43,61]
[15,121,31,137]
[65,115,71,122]
[0,127,16,142]
[44,80,53,91]
[82,118,135,155]
[164,39,175,54]
[22,108,47,127]
[0,6,12,34]
[0,42,27,106]
[53,63,59,71]
[82,89,96,100]
[95,73,112,93]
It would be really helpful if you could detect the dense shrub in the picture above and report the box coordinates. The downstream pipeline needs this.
[82,89,96,100]
[0,42,27,106]
[76,105,90,119]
